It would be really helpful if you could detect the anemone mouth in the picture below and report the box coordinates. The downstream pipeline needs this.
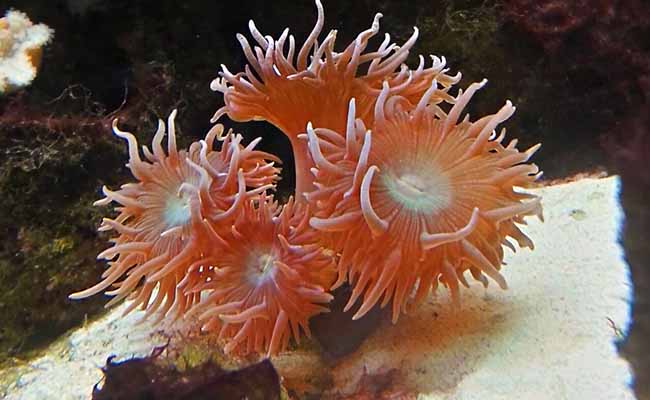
[162,192,192,229]
[135,158,200,243]
[246,251,277,285]
[380,165,452,214]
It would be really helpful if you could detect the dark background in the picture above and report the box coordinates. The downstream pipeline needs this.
[0,0,648,397]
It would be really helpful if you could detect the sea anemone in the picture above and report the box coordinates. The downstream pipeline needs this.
[211,0,460,196]
[69,111,280,321]
[305,80,544,323]
[68,0,545,360]
[188,195,336,356]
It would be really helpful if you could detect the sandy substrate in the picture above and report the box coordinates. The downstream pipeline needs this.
[0,176,634,399]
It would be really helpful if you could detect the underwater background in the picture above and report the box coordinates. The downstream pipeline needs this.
[0,0,648,399]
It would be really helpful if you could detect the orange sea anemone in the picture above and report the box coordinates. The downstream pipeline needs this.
[69,111,280,321]
[187,196,336,356]
[305,80,544,323]
[211,0,460,196]
[68,0,545,360]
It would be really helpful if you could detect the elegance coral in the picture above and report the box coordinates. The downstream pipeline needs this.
[305,80,543,322]
[0,9,53,93]
[187,195,335,356]
[211,0,459,196]
[69,111,280,322]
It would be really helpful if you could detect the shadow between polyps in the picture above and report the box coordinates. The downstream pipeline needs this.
[276,283,516,397]
[328,286,515,396]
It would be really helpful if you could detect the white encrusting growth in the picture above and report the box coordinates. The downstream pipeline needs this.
[0,10,53,92]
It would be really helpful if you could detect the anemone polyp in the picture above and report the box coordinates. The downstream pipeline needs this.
[211,0,459,197]
[69,111,280,322]
[306,80,544,323]
[188,196,336,356]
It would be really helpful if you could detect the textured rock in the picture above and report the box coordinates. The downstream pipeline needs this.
[317,176,634,399]
[0,176,634,399]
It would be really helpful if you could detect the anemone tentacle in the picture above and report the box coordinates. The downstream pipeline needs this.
[306,80,543,322]
[70,111,280,322]
[212,0,460,198]
[189,195,336,356]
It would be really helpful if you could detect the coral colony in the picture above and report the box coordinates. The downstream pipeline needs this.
[71,0,543,356]
[0,10,53,93]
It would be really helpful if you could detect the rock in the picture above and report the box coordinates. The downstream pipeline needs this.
[0,176,634,399]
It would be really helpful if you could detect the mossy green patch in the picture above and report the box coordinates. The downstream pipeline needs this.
[415,0,501,74]
[0,119,127,366]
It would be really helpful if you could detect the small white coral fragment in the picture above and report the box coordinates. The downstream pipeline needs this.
[0,9,53,93]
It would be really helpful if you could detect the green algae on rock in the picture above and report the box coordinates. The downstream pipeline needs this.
[0,117,125,365]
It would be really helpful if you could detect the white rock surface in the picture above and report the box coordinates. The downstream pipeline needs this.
[0,176,635,399]
[0,306,167,400]
[315,176,634,399]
